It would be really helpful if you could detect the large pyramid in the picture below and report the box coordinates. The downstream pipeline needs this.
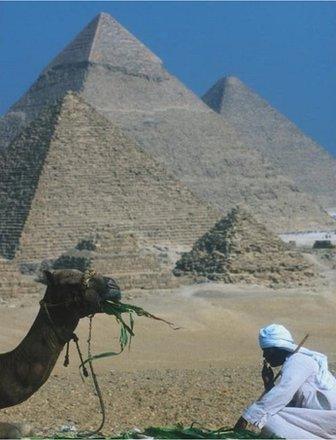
[0,92,221,292]
[0,13,333,233]
[174,207,316,287]
[202,76,336,209]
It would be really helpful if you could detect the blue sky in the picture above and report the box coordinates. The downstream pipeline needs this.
[1,1,335,156]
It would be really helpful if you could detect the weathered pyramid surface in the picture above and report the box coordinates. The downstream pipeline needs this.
[0,92,221,292]
[43,12,164,78]
[174,207,316,287]
[202,76,336,208]
[34,232,177,291]
[0,13,334,232]
[0,12,201,149]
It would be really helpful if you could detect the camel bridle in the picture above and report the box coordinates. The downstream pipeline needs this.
[81,269,97,289]
[39,269,98,375]
[39,269,98,315]
[40,269,112,436]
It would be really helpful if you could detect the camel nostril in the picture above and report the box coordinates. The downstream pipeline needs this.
[105,290,121,301]
[105,289,121,302]
[103,277,122,302]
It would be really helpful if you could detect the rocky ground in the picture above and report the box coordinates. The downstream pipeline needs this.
[1,367,262,437]
[0,250,335,438]
[313,248,336,270]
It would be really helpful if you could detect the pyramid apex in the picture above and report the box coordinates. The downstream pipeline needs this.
[96,11,111,19]
[225,75,242,83]
[230,205,250,216]
[43,12,164,79]
[48,91,107,124]
[92,11,123,25]
[202,76,248,112]
[88,12,110,24]
[222,205,257,227]
[61,90,84,103]
[61,90,80,100]
[208,75,247,89]
[57,91,86,109]
[215,76,245,91]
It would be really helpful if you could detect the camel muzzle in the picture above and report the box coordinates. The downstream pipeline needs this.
[102,276,122,302]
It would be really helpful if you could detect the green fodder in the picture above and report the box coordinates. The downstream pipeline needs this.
[115,424,279,439]
[39,424,279,439]
[81,300,179,367]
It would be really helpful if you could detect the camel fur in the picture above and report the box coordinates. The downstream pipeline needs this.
[0,268,121,438]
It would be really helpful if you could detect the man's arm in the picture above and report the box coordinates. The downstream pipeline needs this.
[233,417,247,431]
[262,360,275,392]
[242,354,316,429]
[234,361,274,431]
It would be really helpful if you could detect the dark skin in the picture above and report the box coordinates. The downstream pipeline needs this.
[263,347,291,368]
[234,347,291,431]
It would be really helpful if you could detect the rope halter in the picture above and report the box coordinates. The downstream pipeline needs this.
[81,269,97,289]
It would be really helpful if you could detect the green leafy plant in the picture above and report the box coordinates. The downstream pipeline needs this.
[115,424,279,439]
[80,300,179,367]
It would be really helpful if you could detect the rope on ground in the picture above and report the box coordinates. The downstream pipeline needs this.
[77,315,106,438]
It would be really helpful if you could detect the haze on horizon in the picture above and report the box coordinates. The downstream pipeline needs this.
[1,1,335,157]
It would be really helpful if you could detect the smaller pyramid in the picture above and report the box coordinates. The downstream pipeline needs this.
[202,76,336,208]
[174,207,316,287]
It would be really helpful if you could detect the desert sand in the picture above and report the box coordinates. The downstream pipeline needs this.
[0,252,335,437]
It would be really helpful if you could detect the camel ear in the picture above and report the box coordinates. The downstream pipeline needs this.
[36,270,54,286]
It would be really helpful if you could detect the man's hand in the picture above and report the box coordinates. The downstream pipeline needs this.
[262,359,274,391]
[233,417,248,431]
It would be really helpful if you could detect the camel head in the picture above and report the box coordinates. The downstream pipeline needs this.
[39,268,121,319]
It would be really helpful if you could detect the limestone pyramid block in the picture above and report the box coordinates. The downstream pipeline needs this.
[0,92,221,290]
[202,76,336,209]
[0,13,333,233]
[37,232,178,290]
[174,207,316,287]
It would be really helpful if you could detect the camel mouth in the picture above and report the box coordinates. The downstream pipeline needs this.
[104,290,121,302]
[102,276,122,303]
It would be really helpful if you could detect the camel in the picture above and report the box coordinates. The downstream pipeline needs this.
[0,268,121,438]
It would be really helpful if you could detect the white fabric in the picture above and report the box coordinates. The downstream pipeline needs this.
[259,324,295,350]
[243,353,336,438]
[261,408,336,439]
[259,324,335,390]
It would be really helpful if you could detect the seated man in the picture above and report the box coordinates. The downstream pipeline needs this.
[234,324,336,439]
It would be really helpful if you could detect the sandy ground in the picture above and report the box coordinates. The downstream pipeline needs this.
[0,253,335,437]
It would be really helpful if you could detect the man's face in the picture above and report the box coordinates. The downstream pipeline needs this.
[263,347,290,367]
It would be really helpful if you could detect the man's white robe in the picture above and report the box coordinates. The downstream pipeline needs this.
[243,353,336,438]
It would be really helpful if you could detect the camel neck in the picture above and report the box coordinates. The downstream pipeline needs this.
[39,300,78,344]
[0,306,79,409]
